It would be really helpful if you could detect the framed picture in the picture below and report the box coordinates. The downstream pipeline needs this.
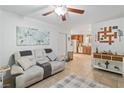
[16,26,50,46]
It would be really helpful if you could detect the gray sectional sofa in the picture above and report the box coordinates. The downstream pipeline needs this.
[11,48,65,88]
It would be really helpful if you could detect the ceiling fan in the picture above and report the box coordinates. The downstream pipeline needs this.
[42,5,85,21]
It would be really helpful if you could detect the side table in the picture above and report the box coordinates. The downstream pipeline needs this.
[3,76,16,88]
[66,51,73,62]
[0,65,10,88]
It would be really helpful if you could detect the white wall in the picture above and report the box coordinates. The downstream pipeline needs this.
[67,34,73,51]
[70,24,92,45]
[58,32,67,56]
[71,24,91,35]
[92,17,124,55]
[0,10,66,65]
[0,10,2,63]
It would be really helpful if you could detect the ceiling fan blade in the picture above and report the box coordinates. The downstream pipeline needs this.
[42,10,54,16]
[61,15,66,21]
[67,7,84,14]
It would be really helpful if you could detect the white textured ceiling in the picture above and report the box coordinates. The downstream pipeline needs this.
[0,5,124,28]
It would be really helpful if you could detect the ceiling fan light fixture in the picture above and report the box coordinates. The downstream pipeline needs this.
[42,5,85,21]
[54,6,67,16]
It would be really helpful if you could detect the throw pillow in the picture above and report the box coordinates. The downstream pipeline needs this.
[34,49,45,59]
[16,57,36,70]
[47,52,57,61]
[11,64,24,76]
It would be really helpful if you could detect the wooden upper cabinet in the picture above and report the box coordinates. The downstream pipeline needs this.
[71,35,83,43]
[78,35,83,42]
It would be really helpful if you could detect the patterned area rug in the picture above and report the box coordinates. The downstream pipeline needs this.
[50,74,108,88]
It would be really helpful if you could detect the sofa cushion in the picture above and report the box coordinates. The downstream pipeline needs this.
[17,66,44,82]
[16,57,36,70]
[11,64,24,76]
[24,65,44,81]
[37,57,50,64]
[47,52,57,61]
[50,61,65,74]
[16,65,44,87]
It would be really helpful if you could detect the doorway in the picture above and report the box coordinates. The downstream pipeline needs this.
[71,34,92,55]
[71,35,83,53]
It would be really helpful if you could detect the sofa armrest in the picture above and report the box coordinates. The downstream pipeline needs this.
[11,64,24,76]
[56,55,66,61]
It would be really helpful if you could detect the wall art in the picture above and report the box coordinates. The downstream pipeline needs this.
[16,26,50,46]
[97,26,117,45]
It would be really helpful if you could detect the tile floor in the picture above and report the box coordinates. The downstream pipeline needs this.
[30,54,124,88]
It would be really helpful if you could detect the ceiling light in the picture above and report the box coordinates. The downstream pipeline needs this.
[54,6,67,16]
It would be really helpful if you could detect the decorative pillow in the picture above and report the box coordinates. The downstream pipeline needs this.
[37,57,50,64]
[16,57,36,70]
[47,52,57,61]
[20,50,32,57]
[34,49,45,59]
[11,64,24,76]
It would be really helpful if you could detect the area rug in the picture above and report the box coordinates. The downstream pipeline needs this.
[50,74,108,88]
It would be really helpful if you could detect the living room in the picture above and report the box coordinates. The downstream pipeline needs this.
[1,2,124,90]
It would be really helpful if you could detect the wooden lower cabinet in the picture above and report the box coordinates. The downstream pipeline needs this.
[83,46,91,55]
